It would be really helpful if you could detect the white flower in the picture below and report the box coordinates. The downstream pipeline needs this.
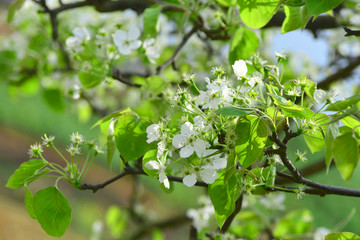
[314,89,336,104]
[196,90,223,109]
[28,143,43,158]
[113,26,142,55]
[275,49,286,60]
[70,132,84,145]
[187,204,215,231]
[41,134,55,146]
[247,72,263,88]
[202,150,227,170]
[66,27,90,52]
[143,38,160,63]
[313,227,331,240]
[259,193,285,211]
[197,78,235,109]
[66,144,81,156]
[145,160,169,188]
[172,122,207,158]
[232,60,247,79]
[146,123,161,144]
[183,164,219,187]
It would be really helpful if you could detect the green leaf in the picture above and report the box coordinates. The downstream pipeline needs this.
[325,122,339,171]
[281,6,303,33]
[281,107,314,119]
[143,5,162,38]
[78,59,108,89]
[341,116,360,137]
[304,131,325,153]
[25,187,36,220]
[107,119,117,167]
[142,149,159,178]
[6,160,47,189]
[304,79,317,100]
[209,171,241,228]
[215,0,237,6]
[42,87,65,112]
[33,187,72,237]
[237,0,278,29]
[269,94,304,112]
[214,106,251,117]
[7,0,25,22]
[274,209,313,237]
[306,0,344,15]
[285,0,305,7]
[92,108,131,128]
[332,132,359,181]
[142,76,167,94]
[326,95,360,111]
[235,116,268,168]
[229,28,259,65]
[325,232,360,240]
[106,206,128,238]
[114,113,152,161]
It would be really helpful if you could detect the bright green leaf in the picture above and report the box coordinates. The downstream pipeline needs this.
[209,171,241,228]
[229,28,259,65]
[33,187,72,237]
[332,132,359,181]
[326,95,360,111]
[235,116,268,168]
[341,116,360,137]
[7,0,25,22]
[106,205,128,238]
[237,0,278,29]
[25,187,36,220]
[274,209,313,237]
[281,107,314,119]
[306,0,344,15]
[281,6,303,34]
[143,5,162,38]
[325,232,360,240]
[107,119,117,167]
[78,59,108,89]
[285,0,305,7]
[214,106,251,117]
[92,108,131,128]
[325,122,339,171]
[6,160,47,189]
[304,131,325,153]
[114,113,152,161]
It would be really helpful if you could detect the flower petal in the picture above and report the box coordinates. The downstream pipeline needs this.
[183,173,197,187]
[179,145,194,158]
[172,134,186,148]
[145,160,160,170]
[200,168,218,184]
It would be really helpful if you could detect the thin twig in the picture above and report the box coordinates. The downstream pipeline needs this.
[344,27,360,37]
[220,195,243,233]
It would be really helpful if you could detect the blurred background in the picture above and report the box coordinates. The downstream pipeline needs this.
[1,0,360,239]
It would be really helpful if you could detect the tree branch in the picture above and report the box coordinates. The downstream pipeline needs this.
[343,27,360,37]
[220,195,243,233]
[80,165,207,192]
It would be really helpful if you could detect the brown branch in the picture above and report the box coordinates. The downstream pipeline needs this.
[317,57,360,90]
[80,166,207,192]
[270,131,360,198]
[344,27,360,37]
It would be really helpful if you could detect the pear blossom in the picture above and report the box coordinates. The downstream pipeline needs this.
[113,26,142,55]
[187,198,215,231]
[28,143,43,158]
[145,159,169,188]
[172,122,207,158]
[143,38,160,63]
[314,89,336,104]
[182,164,218,187]
[232,60,247,79]
[66,27,90,52]
[146,123,161,144]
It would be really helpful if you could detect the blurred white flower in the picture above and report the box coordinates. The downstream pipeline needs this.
[66,27,90,52]
[232,60,247,79]
[187,197,215,231]
[313,227,331,240]
[146,123,161,144]
[143,38,160,63]
[314,89,336,104]
[113,26,142,55]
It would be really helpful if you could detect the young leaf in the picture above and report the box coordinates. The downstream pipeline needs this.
[6,160,47,189]
[114,113,152,161]
[306,0,344,15]
[229,28,259,65]
[332,133,359,181]
[237,0,278,29]
[341,116,360,137]
[208,171,240,228]
[33,187,72,237]
[25,187,37,220]
[235,116,268,168]
[325,232,360,240]
[281,6,303,34]
[326,95,360,111]
[143,5,162,38]
[304,131,325,153]
[91,108,131,128]
[7,0,25,22]
[214,106,251,117]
